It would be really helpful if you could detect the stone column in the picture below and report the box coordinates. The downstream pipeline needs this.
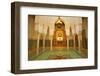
[36,34,40,55]
[67,36,69,50]
[78,35,81,51]
[74,35,76,49]
[43,35,46,52]
[50,37,53,51]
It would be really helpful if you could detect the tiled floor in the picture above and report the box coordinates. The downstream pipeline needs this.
[28,48,87,60]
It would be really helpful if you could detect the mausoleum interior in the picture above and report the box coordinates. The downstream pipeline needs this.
[28,15,88,60]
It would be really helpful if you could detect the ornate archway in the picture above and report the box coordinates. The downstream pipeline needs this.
[53,17,67,47]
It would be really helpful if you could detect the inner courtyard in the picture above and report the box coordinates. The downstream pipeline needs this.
[28,15,88,60]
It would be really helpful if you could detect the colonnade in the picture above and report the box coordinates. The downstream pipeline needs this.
[36,33,83,55]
